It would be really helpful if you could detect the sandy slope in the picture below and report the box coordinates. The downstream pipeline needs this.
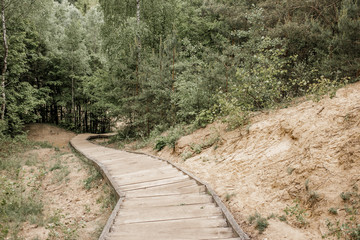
[142,82,360,239]
[19,124,112,240]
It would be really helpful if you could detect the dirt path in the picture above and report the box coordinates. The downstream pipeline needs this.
[17,124,114,240]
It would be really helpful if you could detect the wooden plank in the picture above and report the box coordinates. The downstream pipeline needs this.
[116,170,182,186]
[122,193,213,208]
[105,162,168,175]
[119,175,189,191]
[111,216,227,229]
[112,165,176,180]
[108,227,235,239]
[115,204,222,224]
[125,182,205,198]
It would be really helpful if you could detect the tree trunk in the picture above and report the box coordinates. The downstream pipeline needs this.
[136,0,141,95]
[84,109,88,132]
[136,0,141,62]
[1,0,8,121]
[71,76,75,124]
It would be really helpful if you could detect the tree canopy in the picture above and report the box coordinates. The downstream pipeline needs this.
[0,0,359,137]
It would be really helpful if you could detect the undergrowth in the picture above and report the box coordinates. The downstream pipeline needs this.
[0,136,48,239]
[248,212,269,234]
[323,185,360,240]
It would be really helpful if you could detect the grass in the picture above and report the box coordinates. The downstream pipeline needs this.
[248,212,269,234]
[283,200,308,227]
[0,133,116,240]
[287,167,295,175]
[181,151,193,161]
[84,168,102,190]
[0,140,45,239]
[278,215,287,222]
[307,191,320,207]
[340,192,352,201]
[225,192,236,202]
[323,187,360,239]
[328,208,338,215]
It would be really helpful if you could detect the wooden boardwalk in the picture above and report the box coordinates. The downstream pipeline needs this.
[70,134,249,240]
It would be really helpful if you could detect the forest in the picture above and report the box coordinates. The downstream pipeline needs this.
[0,0,359,137]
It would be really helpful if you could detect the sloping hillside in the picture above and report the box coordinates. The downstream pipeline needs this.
[141,82,360,239]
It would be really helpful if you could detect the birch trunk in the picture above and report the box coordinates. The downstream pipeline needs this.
[136,0,141,53]
[1,0,8,120]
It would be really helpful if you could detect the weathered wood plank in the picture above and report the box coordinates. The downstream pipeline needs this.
[108,227,235,239]
[122,193,213,208]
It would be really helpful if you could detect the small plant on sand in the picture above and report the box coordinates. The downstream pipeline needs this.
[328,207,338,215]
[181,151,193,161]
[283,200,308,227]
[287,167,295,175]
[84,169,102,190]
[307,191,321,207]
[340,192,352,201]
[190,143,202,154]
[248,212,269,234]
[278,215,287,222]
[225,192,236,202]
[323,188,360,239]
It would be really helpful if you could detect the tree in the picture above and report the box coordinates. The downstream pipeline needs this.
[0,0,8,121]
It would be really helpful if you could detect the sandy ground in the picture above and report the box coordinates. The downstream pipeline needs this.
[25,124,76,150]
[137,82,360,239]
[18,124,113,240]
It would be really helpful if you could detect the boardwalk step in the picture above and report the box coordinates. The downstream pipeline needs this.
[115,204,223,224]
[122,193,213,208]
[108,227,235,239]
[112,216,228,229]
[125,182,206,198]
[119,175,190,191]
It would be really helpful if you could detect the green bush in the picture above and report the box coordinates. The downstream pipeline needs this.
[154,138,167,151]
[153,125,187,151]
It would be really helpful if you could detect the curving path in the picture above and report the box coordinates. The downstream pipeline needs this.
[70,134,249,240]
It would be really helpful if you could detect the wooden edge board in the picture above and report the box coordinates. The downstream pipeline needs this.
[70,134,126,240]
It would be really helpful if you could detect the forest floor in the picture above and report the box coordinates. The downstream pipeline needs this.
[3,124,114,240]
[111,81,360,239]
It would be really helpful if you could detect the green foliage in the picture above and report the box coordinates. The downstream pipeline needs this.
[284,200,308,227]
[154,125,187,151]
[248,212,269,234]
[84,169,102,190]
[0,138,45,239]
[193,105,220,129]
[341,192,352,201]
[328,208,338,215]
[180,151,193,161]
[191,144,202,154]
[324,188,360,239]
[218,96,251,130]
[154,138,167,151]
[308,76,349,101]
[225,192,236,202]
[1,0,358,138]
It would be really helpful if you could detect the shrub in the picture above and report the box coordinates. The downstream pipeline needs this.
[154,138,167,151]
[248,212,269,234]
